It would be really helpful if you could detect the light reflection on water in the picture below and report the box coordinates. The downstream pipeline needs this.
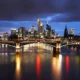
[65,56,69,73]
[0,44,80,80]
[15,53,21,80]
[52,54,62,80]
[36,55,41,80]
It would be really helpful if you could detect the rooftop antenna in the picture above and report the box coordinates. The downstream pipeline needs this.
[37,15,40,23]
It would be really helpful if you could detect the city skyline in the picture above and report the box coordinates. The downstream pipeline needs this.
[0,20,80,36]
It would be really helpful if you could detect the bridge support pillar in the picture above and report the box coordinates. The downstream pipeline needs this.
[16,42,21,54]
[1,44,4,48]
[53,43,61,57]
[16,42,20,49]
[56,43,61,49]
[5,44,8,48]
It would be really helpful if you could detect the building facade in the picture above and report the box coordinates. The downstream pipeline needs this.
[3,32,8,40]
[18,27,26,39]
[37,18,44,38]
[11,28,17,35]
[70,28,74,35]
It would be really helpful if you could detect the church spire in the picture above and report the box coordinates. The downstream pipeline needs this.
[64,25,68,38]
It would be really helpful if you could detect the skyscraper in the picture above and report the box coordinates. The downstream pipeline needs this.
[18,27,26,39]
[37,18,44,33]
[46,24,51,38]
[46,24,55,38]
[30,26,35,38]
[37,18,44,38]
[30,26,35,32]
[46,24,51,31]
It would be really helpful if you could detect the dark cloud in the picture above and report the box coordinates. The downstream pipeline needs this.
[0,0,80,21]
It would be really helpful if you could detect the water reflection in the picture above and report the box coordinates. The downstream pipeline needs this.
[52,54,62,80]
[0,53,15,64]
[0,44,80,80]
[36,55,41,80]
[65,56,69,73]
[15,52,21,80]
[75,56,80,77]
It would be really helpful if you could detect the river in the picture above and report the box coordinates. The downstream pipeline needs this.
[0,43,80,80]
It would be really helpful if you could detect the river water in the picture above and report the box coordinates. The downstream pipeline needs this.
[0,43,80,80]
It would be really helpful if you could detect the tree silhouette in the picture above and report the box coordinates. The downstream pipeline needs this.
[8,34,18,41]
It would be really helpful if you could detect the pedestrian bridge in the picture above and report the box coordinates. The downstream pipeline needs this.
[0,40,80,49]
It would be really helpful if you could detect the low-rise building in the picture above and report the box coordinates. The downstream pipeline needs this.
[3,32,8,40]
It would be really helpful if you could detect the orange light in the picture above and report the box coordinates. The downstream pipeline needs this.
[65,56,69,73]
[36,55,41,80]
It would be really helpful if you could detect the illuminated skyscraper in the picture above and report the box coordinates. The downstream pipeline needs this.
[40,22,43,32]
[37,18,44,33]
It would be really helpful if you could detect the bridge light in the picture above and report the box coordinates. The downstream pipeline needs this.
[16,46,20,49]
[38,42,40,43]
[76,43,78,45]
[16,43,20,49]
[59,54,62,63]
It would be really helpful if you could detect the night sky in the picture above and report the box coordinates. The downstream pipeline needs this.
[0,0,80,35]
